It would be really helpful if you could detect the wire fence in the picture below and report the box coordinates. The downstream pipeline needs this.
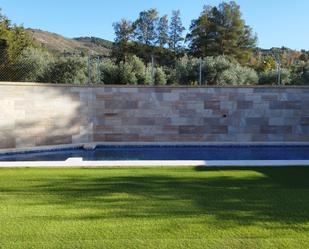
[0,42,214,85]
[0,49,101,84]
[1,47,305,86]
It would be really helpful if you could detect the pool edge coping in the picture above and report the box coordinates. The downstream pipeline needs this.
[1,142,309,155]
[1,142,309,168]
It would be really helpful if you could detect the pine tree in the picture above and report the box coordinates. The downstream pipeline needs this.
[134,9,159,46]
[157,15,169,47]
[168,10,185,53]
[112,19,134,62]
[187,1,257,63]
[113,19,134,43]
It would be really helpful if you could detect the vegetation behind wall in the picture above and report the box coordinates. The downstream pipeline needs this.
[0,2,308,85]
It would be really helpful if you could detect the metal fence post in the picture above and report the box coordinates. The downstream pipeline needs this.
[151,55,155,85]
[277,61,281,85]
[273,52,281,85]
[88,56,91,84]
[97,56,101,84]
[199,58,202,85]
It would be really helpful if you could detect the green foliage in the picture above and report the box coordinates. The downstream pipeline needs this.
[41,56,87,84]
[202,56,231,84]
[157,15,169,47]
[100,59,119,84]
[112,19,135,62]
[258,56,277,72]
[171,55,258,85]
[154,66,167,85]
[0,9,33,81]
[14,47,54,82]
[217,65,259,86]
[134,9,159,46]
[113,19,134,44]
[303,63,309,83]
[113,8,184,66]
[144,65,153,85]
[118,55,148,85]
[259,68,291,85]
[187,1,257,63]
[4,26,33,62]
[100,55,166,85]
[169,10,185,53]
[203,56,258,85]
[1,7,308,86]
[0,10,32,63]
[174,56,200,85]
[130,55,147,84]
[290,61,309,85]
[118,61,138,84]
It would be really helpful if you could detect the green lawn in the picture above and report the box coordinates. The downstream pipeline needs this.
[0,167,309,249]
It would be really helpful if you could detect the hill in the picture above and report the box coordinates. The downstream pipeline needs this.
[26,29,308,66]
[26,29,112,56]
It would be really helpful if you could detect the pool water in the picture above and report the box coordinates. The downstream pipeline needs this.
[0,145,309,162]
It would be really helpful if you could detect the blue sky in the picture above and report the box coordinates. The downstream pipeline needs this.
[0,0,308,50]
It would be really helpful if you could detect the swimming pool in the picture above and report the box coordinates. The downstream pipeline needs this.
[0,144,309,162]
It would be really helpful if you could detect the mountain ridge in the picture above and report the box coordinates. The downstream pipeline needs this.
[26,28,308,66]
[26,28,112,56]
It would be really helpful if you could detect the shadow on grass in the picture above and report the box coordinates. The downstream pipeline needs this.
[2,167,309,227]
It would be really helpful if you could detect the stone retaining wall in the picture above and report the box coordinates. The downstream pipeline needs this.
[0,82,308,149]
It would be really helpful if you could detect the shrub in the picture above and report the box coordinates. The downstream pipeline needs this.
[174,56,199,85]
[118,61,138,84]
[154,67,167,85]
[290,61,309,85]
[100,59,119,84]
[41,56,88,84]
[14,47,54,82]
[144,65,154,85]
[202,56,234,85]
[217,65,258,86]
[129,55,146,84]
[171,55,258,85]
[259,68,291,85]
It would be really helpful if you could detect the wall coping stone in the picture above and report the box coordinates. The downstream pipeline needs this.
[0,81,309,89]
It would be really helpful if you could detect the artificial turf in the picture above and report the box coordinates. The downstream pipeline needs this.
[0,167,308,249]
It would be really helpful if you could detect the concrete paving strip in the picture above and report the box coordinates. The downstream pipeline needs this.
[0,158,309,168]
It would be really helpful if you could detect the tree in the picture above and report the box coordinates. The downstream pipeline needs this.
[0,9,33,81]
[0,9,32,63]
[5,26,32,62]
[113,19,134,43]
[157,15,169,47]
[134,9,159,46]
[187,1,257,63]
[41,56,87,84]
[112,19,134,62]
[169,10,185,53]
[112,9,182,66]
